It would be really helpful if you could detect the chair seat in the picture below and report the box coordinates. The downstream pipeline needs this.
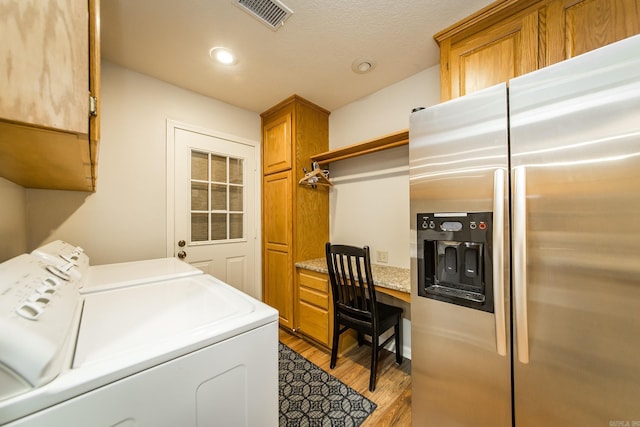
[375,301,403,330]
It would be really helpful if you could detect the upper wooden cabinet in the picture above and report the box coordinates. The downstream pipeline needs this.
[436,0,640,101]
[445,8,539,100]
[261,95,330,331]
[263,112,293,175]
[0,0,100,191]
[546,0,640,63]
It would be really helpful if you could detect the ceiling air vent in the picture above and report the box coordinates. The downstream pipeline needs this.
[234,0,293,31]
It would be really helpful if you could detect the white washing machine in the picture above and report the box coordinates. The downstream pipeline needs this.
[0,250,278,426]
[31,240,203,294]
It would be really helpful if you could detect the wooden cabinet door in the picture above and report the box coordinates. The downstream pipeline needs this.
[265,247,293,328]
[0,0,99,191]
[263,171,293,328]
[442,9,539,100]
[0,0,89,134]
[263,170,292,249]
[546,0,640,65]
[262,111,292,175]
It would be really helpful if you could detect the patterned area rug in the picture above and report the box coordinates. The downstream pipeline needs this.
[279,342,377,427]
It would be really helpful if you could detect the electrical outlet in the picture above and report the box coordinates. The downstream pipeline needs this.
[376,250,388,263]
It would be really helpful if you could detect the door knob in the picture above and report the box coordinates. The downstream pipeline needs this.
[178,250,187,259]
[178,240,186,247]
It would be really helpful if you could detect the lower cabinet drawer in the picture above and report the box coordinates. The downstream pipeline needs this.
[299,286,328,309]
[298,300,330,346]
[298,270,329,293]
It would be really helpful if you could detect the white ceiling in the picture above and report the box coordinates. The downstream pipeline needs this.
[101,0,495,113]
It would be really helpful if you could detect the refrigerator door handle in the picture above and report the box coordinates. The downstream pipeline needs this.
[513,166,530,364]
[493,168,508,356]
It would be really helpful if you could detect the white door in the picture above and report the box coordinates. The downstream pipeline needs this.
[168,122,259,298]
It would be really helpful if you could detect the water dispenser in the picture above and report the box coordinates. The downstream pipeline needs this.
[416,212,494,312]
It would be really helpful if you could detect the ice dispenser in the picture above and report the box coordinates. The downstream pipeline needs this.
[417,212,494,312]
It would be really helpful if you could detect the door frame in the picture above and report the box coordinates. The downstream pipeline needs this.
[165,119,262,297]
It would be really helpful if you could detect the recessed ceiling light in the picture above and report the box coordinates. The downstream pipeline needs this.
[351,58,375,74]
[209,47,237,65]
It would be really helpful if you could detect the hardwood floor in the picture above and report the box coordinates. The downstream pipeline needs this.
[279,328,412,426]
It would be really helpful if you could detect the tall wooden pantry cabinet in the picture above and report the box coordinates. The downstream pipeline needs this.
[261,95,330,330]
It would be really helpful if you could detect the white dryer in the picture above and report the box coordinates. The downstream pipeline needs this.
[0,250,278,426]
[31,240,203,294]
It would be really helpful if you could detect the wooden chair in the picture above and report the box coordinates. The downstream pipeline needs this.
[325,243,403,392]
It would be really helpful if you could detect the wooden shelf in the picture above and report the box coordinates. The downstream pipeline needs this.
[310,129,408,166]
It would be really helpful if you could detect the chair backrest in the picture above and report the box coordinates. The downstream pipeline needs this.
[325,243,378,328]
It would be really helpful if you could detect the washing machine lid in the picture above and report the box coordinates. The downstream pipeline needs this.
[73,274,277,371]
[83,258,202,293]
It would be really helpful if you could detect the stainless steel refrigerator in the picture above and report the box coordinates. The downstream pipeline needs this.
[409,34,640,426]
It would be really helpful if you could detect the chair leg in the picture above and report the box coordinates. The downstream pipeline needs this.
[394,317,403,364]
[330,321,340,369]
[369,334,379,392]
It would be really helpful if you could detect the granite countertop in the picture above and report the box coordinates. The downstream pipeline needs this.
[295,258,410,294]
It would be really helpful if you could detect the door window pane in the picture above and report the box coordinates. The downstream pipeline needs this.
[230,213,243,239]
[210,184,227,210]
[191,151,208,180]
[229,158,244,184]
[191,213,208,241]
[229,186,243,211]
[211,155,227,183]
[211,213,227,240]
[191,182,208,210]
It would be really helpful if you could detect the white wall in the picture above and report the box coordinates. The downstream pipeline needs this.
[328,65,441,269]
[0,177,27,261]
[24,61,260,265]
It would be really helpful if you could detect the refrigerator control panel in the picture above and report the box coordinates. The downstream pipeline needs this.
[418,213,490,234]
